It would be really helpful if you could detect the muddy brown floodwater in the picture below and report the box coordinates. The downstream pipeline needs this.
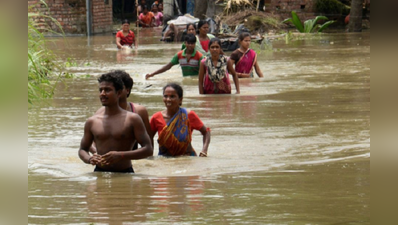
[28,29,370,224]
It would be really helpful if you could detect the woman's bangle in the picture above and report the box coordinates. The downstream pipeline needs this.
[121,152,124,159]
[87,157,93,164]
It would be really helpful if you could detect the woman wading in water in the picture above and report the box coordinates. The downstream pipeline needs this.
[195,20,215,55]
[198,38,240,94]
[115,19,137,49]
[229,32,264,78]
[149,83,211,157]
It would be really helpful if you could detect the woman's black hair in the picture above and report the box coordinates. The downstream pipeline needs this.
[208,37,224,55]
[197,20,209,30]
[238,32,251,41]
[186,23,196,31]
[163,83,183,99]
[122,19,130,25]
[209,37,221,48]
[142,5,149,11]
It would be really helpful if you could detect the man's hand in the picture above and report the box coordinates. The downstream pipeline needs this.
[89,154,102,165]
[100,151,124,166]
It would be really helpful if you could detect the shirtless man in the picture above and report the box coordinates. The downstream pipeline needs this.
[90,70,152,153]
[78,71,153,173]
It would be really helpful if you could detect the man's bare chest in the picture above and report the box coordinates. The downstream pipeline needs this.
[91,119,133,141]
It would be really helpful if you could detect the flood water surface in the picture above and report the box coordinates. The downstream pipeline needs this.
[28,30,370,224]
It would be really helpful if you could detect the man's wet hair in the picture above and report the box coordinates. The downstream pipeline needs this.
[163,83,183,99]
[184,33,196,44]
[98,71,124,92]
[113,70,134,97]
[238,32,251,41]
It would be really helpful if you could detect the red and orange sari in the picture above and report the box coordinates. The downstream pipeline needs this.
[158,108,192,156]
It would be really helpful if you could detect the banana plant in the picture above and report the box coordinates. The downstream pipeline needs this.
[282,11,335,33]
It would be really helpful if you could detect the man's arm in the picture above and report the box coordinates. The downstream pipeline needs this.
[78,119,101,165]
[88,108,106,154]
[145,62,173,79]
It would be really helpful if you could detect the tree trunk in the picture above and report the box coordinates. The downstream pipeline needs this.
[194,0,208,19]
[206,0,216,18]
[348,0,363,32]
[163,0,175,22]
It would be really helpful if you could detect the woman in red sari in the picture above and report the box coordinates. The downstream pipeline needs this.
[198,38,240,94]
[149,83,211,157]
[228,32,264,78]
[116,19,137,49]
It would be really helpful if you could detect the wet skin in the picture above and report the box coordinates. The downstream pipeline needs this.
[78,81,153,172]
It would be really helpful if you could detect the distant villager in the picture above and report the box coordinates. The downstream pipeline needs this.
[138,5,155,27]
[146,34,204,79]
[116,19,137,49]
[152,4,163,27]
[196,20,215,55]
[181,23,197,49]
[229,32,264,78]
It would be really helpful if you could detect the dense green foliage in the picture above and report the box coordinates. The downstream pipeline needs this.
[315,0,350,16]
[28,1,62,104]
[282,11,335,33]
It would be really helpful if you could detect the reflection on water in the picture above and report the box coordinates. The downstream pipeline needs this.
[28,160,369,224]
[29,31,370,224]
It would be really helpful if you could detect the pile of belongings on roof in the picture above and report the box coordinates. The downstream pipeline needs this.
[162,15,263,52]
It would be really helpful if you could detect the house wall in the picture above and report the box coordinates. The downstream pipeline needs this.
[91,0,113,34]
[28,0,113,35]
[268,0,316,20]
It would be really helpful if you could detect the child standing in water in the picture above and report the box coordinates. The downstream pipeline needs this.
[228,32,264,78]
